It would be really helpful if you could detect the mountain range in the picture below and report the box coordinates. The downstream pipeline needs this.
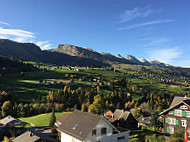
[0,39,170,67]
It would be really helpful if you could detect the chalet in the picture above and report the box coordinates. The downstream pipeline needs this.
[160,96,190,141]
[52,81,57,85]
[75,69,84,72]
[46,82,51,86]
[68,67,72,70]
[104,109,138,131]
[38,80,43,84]
[137,116,151,128]
[0,115,27,127]
[57,110,129,142]
[13,131,59,142]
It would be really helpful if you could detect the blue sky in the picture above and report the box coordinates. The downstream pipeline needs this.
[0,0,189,67]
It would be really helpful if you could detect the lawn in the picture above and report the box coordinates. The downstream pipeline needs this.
[19,112,68,127]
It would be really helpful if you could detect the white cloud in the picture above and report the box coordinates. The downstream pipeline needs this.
[36,41,54,50]
[0,27,35,38]
[119,7,151,23]
[119,19,174,30]
[119,6,163,23]
[140,37,170,47]
[147,47,182,64]
[0,26,54,50]
[0,21,11,26]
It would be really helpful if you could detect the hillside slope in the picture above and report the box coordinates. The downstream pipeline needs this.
[0,39,109,67]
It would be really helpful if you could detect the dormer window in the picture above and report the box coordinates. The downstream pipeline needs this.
[180,105,188,110]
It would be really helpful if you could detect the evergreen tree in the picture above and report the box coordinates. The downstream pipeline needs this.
[49,107,56,127]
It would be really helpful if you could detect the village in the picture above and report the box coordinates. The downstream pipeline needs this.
[0,95,190,142]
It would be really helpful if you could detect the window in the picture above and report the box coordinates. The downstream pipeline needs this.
[186,111,190,118]
[92,129,96,136]
[117,136,125,141]
[101,128,107,135]
[167,127,174,134]
[169,111,173,115]
[180,105,188,109]
[175,110,182,116]
[168,118,176,125]
[170,127,174,134]
[181,120,187,127]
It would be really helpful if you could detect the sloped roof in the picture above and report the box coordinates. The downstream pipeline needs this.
[170,96,190,108]
[13,131,59,142]
[137,116,151,125]
[114,109,123,119]
[106,109,137,123]
[57,110,103,141]
[160,96,190,115]
[57,113,71,123]
[0,115,22,125]
[104,110,114,117]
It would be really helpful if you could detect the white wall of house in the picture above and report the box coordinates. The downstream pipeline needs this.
[84,118,129,142]
[61,131,82,142]
[84,118,113,142]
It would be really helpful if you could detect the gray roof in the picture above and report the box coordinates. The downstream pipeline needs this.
[57,110,103,141]
[170,96,190,108]
[160,96,190,115]
[0,115,22,125]
[106,109,137,123]
[137,116,151,125]
[57,113,71,124]
[13,131,59,142]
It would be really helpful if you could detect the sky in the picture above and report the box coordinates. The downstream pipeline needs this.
[0,0,190,67]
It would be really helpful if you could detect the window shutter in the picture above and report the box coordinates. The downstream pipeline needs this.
[172,110,175,115]
[176,120,179,125]
[182,111,186,117]
[165,118,169,123]
[167,127,170,133]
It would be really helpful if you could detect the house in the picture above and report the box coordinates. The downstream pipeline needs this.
[160,96,190,140]
[57,110,129,142]
[137,116,151,128]
[38,80,43,84]
[13,131,59,142]
[104,109,138,131]
[75,69,84,72]
[68,67,72,70]
[0,115,27,127]
[52,81,57,85]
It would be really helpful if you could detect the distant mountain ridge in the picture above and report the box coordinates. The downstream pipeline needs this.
[0,39,171,67]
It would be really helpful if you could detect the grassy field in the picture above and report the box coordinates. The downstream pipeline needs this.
[19,112,68,127]
[1,62,190,102]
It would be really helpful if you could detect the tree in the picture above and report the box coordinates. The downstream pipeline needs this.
[1,101,12,117]
[88,95,107,114]
[49,108,56,127]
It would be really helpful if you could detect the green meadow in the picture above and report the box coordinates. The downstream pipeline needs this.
[0,62,190,102]
[19,112,67,127]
